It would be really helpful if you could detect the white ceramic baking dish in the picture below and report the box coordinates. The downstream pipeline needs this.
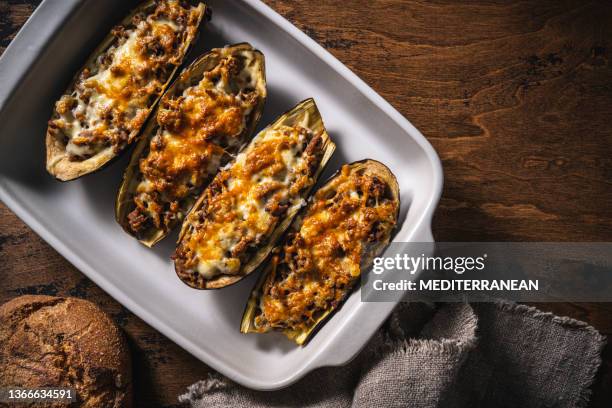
[0,0,442,390]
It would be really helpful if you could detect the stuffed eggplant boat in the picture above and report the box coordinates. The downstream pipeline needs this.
[46,0,208,181]
[241,160,400,345]
[115,43,266,246]
[174,98,335,289]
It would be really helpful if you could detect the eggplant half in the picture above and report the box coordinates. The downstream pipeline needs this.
[115,43,266,246]
[174,98,336,289]
[241,160,400,345]
[46,0,208,181]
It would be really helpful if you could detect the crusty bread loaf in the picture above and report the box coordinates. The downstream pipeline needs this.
[0,295,132,407]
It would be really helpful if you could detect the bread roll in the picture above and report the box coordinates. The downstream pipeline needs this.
[0,295,132,407]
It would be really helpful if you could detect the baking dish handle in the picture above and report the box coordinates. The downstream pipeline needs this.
[413,224,434,243]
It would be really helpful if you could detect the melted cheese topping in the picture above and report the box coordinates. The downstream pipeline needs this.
[174,125,326,282]
[126,52,261,236]
[254,164,398,333]
[48,0,203,160]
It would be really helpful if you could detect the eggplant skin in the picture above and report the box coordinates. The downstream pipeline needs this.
[241,159,400,345]
[115,43,267,247]
[46,1,207,181]
[174,98,336,290]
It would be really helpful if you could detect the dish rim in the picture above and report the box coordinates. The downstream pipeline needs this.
[0,0,443,390]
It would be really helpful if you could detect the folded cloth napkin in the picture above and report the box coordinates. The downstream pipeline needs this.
[179,302,606,408]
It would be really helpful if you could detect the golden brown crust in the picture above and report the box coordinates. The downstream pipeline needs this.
[46,1,206,181]
[0,295,132,408]
[174,130,326,288]
[116,44,266,246]
[174,98,335,290]
[243,160,399,343]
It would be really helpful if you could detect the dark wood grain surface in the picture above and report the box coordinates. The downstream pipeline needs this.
[1,0,612,406]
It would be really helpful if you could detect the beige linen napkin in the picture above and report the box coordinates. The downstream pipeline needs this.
[180,302,605,408]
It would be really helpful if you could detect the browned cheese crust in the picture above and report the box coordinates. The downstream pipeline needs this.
[174,125,327,289]
[127,50,262,237]
[47,0,205,180]
[253,164,399,334]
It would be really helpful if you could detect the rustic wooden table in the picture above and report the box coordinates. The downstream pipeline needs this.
[1,1,611,406]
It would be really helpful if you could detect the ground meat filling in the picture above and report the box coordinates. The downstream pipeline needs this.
[126,53,260,237]
[48,0,202,161]
[253,164,398,333]
[173,125,326,286]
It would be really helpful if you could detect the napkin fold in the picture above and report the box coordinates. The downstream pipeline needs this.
[180,302,605,408]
